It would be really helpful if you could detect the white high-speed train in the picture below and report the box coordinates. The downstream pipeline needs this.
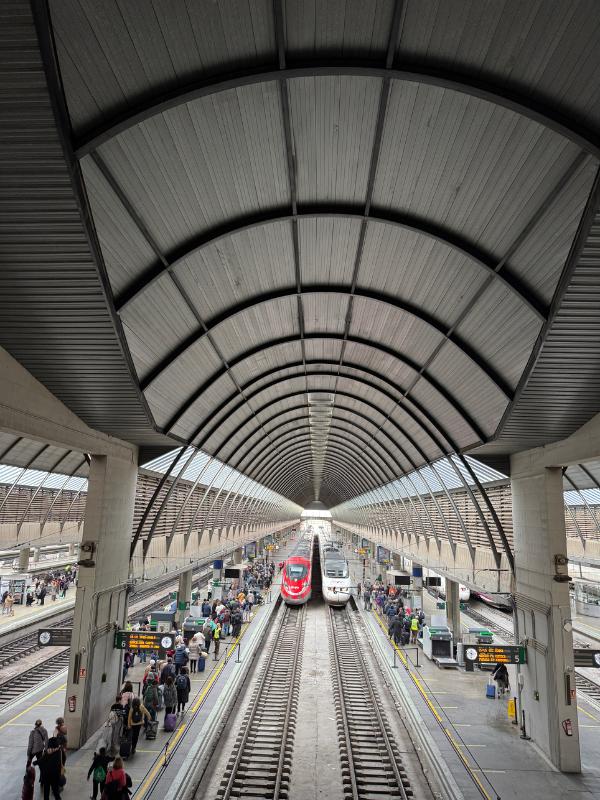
[319,534,352,606]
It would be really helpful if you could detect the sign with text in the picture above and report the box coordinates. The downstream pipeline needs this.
[574,649,600,668]
[376,546,390,563]
[114,630,175,654]
[38,628,72,647]
[464,644,526,665]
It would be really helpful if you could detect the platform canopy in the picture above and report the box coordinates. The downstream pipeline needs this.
[1,1,600,508]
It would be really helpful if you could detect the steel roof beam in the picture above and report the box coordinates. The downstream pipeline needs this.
[113,206,545,320]
[140,286,514,400]
[74,64,600,162]
[186,333,485,445]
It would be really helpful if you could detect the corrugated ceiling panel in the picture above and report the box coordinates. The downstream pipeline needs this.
[289,75,382,205]
[52,0,277,134]
[97,82,287,252]
[303,293,348,335]
[174,221,295,321]
[284,0,393,59]
[398,0,600,130]
[210,295,299,363]
[298,217,361,286]
[230,341,304,387]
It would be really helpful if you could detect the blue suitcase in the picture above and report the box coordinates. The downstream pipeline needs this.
[486,682,496,699]
[198,657,206,672]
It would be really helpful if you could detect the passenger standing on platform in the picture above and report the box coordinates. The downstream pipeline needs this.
[231,608,243,638]
[103,756,128,797]
[120,682,135,712]
[188,633,202,672]
[201,598,212,617]
[53,717,67,751]
[176,667,191,713]
[212,621,222,660]
[143,679,159,721]
[127,699,150,754]
[363,585,372,611]
[356,582,362,598]
[87,746,111,799]
[38,737,64,800]
[104,698,124,758]
[410,615,419,644]
[4,592,14,616]
[38,583,46,605]
[163,675,177,719]
[159,657,176,685]
[26,719,48,767]
[220,607,231,638]
[202,619,213,654]
[174,642,189,675]
[50,582,57,602]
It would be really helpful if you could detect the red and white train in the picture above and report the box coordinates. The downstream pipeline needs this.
[280,531,314,605]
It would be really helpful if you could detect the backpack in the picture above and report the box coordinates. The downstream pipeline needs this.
[143,685,157,708]
[131,706,143,725]
[93,765,106,783]
[175,674,187,691]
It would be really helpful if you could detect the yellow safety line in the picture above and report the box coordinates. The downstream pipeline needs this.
[0,682,67,731]
[577,704,598,721]
[135,617,258,799]
[371,610,494,800]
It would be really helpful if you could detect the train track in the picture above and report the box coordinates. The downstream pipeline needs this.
[0,568,213,707]
[216,603,305,799]
[328,603,412,800]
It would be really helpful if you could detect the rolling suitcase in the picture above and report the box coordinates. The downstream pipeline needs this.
[163,713,177,732]
[145,720,159,740]
[119,734,132,758]
[198,656,206,673]
[486,680,496,699]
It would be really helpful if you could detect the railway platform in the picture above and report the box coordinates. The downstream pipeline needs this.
[0,592,74,634]
[345,549,600,800]
[0,557,287,799]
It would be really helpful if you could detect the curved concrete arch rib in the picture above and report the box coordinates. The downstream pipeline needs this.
[113,207,546,320]
[185,334,486,446]
[140,287,513,401]
[74,63,600,161]
[268,454,368,502]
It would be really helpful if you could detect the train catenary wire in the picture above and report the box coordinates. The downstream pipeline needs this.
[328,601,412,800]
[216,602,306,800]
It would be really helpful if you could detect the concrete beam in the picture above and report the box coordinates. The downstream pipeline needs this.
[512,411,600,477]
[0,345,136,462]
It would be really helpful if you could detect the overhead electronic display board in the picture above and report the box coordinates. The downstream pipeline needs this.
[464,645,526,665]
[114,631,175,654]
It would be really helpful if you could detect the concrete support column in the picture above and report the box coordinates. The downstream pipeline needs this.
[411,563,424,611]
[32,547,40,564]
[392,553,402,571]
[446,578,462,643]
[512,464,580,772]
[65,452,138,748]
[18,546,31,572]
[176,568,192,626]
[68,542,77,557]
[233,547,243,565]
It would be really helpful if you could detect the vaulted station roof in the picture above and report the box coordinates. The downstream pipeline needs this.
[2,1,600,508]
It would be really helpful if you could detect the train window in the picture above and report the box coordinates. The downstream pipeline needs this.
[287,564,308,579]
[325,561,348,578]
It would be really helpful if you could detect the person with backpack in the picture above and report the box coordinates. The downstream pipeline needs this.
[231,609,242,638]
[102,756,129,798]
[173,642,189,675]
[87,746,112,799]
[202,619,213,654]
[127,699,150,755]
[162,675,177,721]
[143,679,159,721]
[159,657,176,685]
[175,667,191,714]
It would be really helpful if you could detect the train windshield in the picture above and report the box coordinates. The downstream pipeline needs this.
[325,560,348,578]
[287,563,308,580]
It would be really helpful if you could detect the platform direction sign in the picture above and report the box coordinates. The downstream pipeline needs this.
[38,628,72,647]
[464,644,526,665]
[114,630,174,655]
[574,649,600,668]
